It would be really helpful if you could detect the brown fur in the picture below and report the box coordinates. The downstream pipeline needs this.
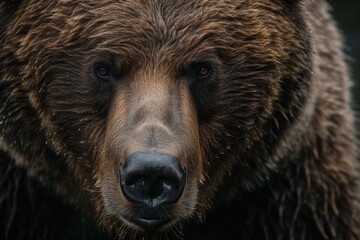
[0,0,359,239]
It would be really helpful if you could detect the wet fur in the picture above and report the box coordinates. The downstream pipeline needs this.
[1,0,359,239]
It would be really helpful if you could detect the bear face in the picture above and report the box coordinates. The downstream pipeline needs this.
[2,0,310,234]
[1,0,358,239]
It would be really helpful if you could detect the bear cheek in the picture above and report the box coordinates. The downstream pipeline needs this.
[97,78,202,229]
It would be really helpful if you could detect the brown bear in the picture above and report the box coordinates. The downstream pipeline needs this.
[0,0,359,239]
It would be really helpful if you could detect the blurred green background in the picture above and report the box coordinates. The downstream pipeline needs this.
[332,1,360,127]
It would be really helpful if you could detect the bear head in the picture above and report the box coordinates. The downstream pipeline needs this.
[0,0,311,238]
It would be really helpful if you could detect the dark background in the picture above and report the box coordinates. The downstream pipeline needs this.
[332,1,360,130]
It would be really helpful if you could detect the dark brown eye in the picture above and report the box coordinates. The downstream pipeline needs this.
[187,61,214,82]
[198,66,211,78]
[198,67,210,78]
[96,66,110,77]
[94,62,114,81]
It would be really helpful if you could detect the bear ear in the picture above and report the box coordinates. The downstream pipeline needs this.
[0,0,23,39]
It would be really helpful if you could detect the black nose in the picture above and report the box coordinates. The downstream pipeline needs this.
[120,152,186,207]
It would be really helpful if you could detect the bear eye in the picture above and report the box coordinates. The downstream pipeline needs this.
[97,67,109,77]
[94,62,113,81]
[197,65,212,79]
[189,62,213,81]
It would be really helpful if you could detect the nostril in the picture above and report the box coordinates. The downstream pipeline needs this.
[120,152,186,206]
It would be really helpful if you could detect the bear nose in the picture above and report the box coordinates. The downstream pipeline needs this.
[120,152,186,207]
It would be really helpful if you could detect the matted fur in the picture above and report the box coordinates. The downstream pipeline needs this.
[0,0,359,239]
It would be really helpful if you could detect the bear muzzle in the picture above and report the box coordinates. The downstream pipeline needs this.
[101,74,202,229]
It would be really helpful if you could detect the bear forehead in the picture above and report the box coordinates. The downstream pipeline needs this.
[53,0,239,50]
[14,0,286,54]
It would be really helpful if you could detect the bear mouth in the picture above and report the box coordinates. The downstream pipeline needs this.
[123,214,172,229]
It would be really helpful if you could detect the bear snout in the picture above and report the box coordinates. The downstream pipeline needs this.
[119,152,186,228]
[100,69,203,230]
